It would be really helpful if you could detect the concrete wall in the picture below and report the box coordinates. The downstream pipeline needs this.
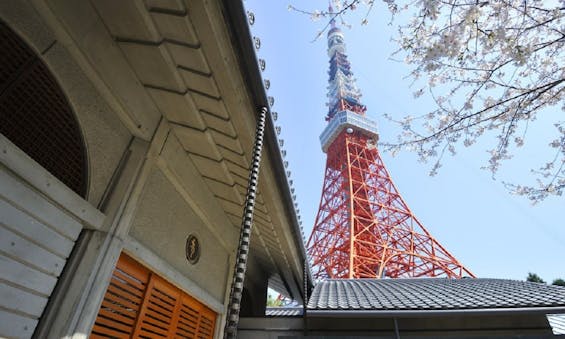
[129,165,230,302]
[0,1,236,338]
[0,0,132,208]
[0,2,128,336]
[0,0,304,337]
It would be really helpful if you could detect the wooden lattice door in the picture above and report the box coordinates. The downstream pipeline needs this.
[91,253,216,338]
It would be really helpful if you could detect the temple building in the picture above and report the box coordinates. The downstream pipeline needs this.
[0,1,564,338]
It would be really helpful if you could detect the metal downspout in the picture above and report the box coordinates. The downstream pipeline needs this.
[224,106,267,338]
[303,258,309,336]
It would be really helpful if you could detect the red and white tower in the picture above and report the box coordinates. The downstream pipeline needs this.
[306,9,474,279]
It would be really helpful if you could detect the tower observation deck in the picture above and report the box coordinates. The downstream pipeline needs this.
[306,4,474,279]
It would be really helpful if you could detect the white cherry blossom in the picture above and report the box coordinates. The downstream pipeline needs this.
[291,0,565,202]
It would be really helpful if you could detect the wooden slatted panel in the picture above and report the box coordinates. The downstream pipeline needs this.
[175,294,216,339]
[176,295,200,338]
[197,308,216,339]
[92,253,217,338]
[134,275,179,338]
[91,254,149,338]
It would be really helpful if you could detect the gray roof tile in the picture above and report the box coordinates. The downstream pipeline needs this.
[547,313,565,335]
[266,307,303,317]
[307,278,565,311]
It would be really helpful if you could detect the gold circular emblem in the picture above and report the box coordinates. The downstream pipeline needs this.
[186,234,200,264]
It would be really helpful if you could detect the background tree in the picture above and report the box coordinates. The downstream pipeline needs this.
[553,278,565,287]
[526,272,546,284]
[290,0,564,202]
[525,273,565,286]
[266,293,282,307]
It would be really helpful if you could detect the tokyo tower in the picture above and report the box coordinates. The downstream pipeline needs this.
[306,6,474,279]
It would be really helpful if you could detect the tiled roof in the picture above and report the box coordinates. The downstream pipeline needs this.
[547,313,565,335]
[307,278,565,312]
[266,307,303,317]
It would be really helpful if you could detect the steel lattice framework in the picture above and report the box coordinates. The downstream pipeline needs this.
[307,6,474,279]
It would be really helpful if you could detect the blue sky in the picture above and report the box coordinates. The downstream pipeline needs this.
[246,0,564,282]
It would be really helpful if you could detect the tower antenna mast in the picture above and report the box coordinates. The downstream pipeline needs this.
[307,12,474,279]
